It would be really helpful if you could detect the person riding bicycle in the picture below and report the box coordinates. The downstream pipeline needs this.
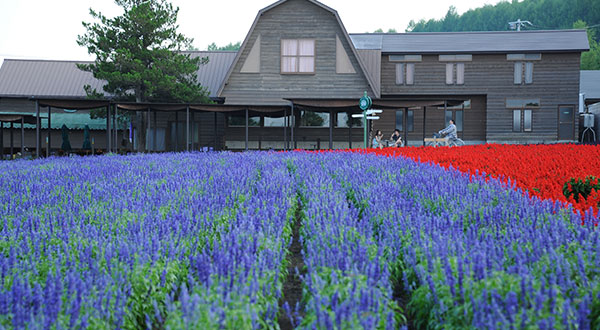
[438,120,458,145]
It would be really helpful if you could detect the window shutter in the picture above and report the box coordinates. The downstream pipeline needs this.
[525,62,533,84]
[406,63,415,85]
[446,63,454,85]
[456,63,464,85]
[396,64,404,85]
[514,62,523,84]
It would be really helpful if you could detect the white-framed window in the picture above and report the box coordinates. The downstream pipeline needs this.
[513,62,534,84]
[445,63,465,85]
[513,109,532,132]
[507,98,538,132]
[439,55,470,85]
[391,55,420,85]
[508,54,540,85]
[395,63,415,85]
[281,39,315,74]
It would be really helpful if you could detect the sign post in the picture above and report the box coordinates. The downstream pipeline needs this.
[357,92,384,148]
[359,91,372,148]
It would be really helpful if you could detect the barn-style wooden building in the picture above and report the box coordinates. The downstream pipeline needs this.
[0,0,590,155]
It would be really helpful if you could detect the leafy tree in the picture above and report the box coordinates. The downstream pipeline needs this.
[406,0,600,36]
[77,0,211,151]
[574,20,600,70]
[301,111,326,127]
[373,28,397,33]
[207,42,242,51]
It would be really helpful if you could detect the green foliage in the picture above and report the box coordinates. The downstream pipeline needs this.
[407,0,600,34]
[373,28,398,33]
[574,20,600,70]
[300,111,326,127]
[77,0,211,103]
[207,41,242,51]
[563,175,600,202]
[300,267,403,329]
[124,259,188,330]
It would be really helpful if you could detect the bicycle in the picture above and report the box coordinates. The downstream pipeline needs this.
[448,138,465,147]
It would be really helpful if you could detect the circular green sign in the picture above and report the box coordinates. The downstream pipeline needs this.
[359,92,372,110]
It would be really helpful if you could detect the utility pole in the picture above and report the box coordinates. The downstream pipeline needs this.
[509,19,532,31]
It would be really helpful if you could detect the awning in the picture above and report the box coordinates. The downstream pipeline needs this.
[0,114,39,124]
[37,99,110,110]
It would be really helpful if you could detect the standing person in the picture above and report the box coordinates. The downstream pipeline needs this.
[438,120,457,144]
[390,129,404,147]
[372,130,384,149]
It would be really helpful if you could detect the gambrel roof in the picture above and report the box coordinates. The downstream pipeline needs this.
[217,0,380,98]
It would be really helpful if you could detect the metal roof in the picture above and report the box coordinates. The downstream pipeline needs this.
[0,52,237,99]
[0,59,102,98]
[183,51,237,97]
[350,30,590,54]
[581,70,600,101]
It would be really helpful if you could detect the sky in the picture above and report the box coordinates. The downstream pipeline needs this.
[0,0,506,66]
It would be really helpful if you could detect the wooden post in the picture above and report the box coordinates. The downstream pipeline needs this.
[191,111,195,151]
[245,108,249,151]
[35,100,40,158]
[153,109,157,152]
[174,111,179,151]
[349,110,352,149]
[290,103,296,149]
[10,121,14,158]
[146,108,151,152]
[284,107,288,151]
[422,106,427,146]
[186,105,190,152]
[114,104,118,153]
[21,117,24,156]
[47,107,51,157]
[329,110,333,149]
[213,112,217,151]
[0,121,3,159]
[106,105,112,153]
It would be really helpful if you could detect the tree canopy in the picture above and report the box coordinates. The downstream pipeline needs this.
[207,42,242,51]
[373,28,398,33]
[77,0,211,103]
[406,0,600,69]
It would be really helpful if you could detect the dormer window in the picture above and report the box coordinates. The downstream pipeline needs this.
[281,39,315,74]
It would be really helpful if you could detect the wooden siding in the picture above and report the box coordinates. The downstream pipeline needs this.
[221,0,374,105]
[380,53,581,142]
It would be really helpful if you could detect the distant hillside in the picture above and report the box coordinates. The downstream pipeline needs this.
[406,0,600,69]
[407,0,600,33]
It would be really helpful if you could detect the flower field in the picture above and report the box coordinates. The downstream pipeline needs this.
[1,150,599,329]
[360,144,600,218]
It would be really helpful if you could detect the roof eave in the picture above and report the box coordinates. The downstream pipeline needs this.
[381,49,590,54]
